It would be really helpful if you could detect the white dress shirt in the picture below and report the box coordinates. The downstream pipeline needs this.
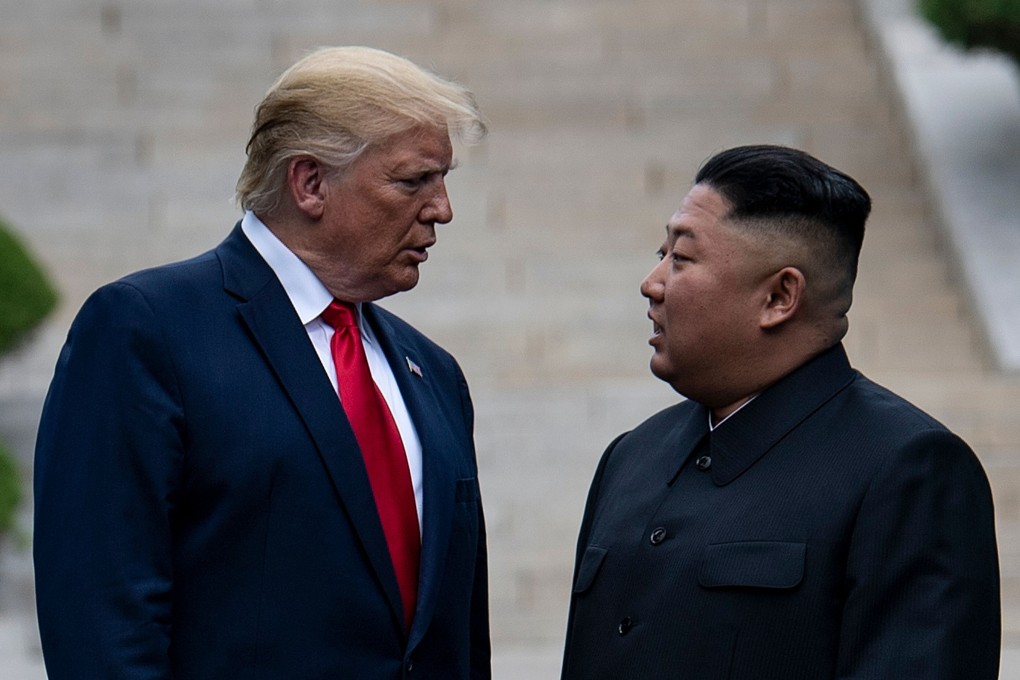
[241,211,423,533]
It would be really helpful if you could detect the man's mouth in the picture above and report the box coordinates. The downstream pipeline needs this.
[407,242,434,262]
[648,313,663,340]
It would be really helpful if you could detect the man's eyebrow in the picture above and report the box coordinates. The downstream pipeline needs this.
[395,156,456,174]
[420,159,455,175]
[667,224,695,239]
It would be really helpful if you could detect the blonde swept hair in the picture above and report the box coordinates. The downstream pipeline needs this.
[235,46,486,215]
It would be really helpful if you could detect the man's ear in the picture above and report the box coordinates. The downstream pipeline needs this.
[760,266,806,330]
[287,156,328,219]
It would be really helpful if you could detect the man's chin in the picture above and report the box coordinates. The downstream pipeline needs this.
[648,355,672,383]
[397,269,421,293]
[649,357,690,396]
[374,269,421,300]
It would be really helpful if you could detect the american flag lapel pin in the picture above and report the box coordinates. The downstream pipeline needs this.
[406,356,423,378]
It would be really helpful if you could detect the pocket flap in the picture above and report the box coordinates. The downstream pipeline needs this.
[699,541,805,589]
[573,545,608,593]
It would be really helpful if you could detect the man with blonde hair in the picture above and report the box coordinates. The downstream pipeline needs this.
[35,46,490,679]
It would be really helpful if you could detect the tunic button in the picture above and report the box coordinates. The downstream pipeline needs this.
[618,617,634,635]
[695,455,712,471]
[649,527,666,545]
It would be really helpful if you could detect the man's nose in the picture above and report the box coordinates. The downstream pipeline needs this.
[422,180,453,224]
[640,260,666,301]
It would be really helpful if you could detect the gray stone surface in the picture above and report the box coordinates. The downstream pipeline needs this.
[862,0,1020,373]
[2,0,1019,678]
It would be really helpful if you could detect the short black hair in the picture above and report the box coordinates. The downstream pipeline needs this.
[695,145,871,282]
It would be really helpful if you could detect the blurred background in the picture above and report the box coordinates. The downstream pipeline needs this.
[1,0,1018,677]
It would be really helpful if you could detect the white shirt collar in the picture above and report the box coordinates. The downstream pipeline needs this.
[241,211,340,323]
[240,215,420,525]
[709,393,759,431]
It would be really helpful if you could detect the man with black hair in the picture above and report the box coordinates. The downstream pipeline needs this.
[561,145,1000,679]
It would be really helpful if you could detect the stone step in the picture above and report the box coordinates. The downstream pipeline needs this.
[1,0,1017,675]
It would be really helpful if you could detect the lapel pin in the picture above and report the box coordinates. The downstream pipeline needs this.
[406,357,423,378]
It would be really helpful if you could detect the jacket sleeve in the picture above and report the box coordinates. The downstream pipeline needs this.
[836,428,1000,679]
[34,282,184,680]
[469,499,491,680]
[560,431,626,679]
[454,363,491,680]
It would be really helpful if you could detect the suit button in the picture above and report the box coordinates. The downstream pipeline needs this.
[696,455,712,471]
[649,527,666,545]
[618,617,634,635]
[406,660,413,673]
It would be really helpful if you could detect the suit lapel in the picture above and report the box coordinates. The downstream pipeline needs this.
[709,344,857,486]
[364,305,460,647]
[216,226,406,629]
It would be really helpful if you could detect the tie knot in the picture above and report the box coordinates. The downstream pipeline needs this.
[321,300,357,329]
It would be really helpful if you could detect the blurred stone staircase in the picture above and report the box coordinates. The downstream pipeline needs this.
[1,1,1017,678]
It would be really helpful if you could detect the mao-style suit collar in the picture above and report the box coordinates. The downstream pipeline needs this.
[216,224,433,639]
[666,404,712,486]
[706,344,857,486]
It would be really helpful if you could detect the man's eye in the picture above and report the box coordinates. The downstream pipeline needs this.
[656,249,666,261]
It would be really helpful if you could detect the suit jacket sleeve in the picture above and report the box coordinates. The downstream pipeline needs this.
[571,432,626,573]
[34,282,183,679]
[470,499,490,680]
[456,367,491,680]
[560,432,626,678]
[836,428,1000,679]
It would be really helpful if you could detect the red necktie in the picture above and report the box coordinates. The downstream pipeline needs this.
[322,301,419,631]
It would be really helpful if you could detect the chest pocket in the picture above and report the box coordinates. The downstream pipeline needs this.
[699,541,805,589]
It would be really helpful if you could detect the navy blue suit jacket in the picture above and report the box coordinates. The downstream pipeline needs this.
[562,344,999,679]
[34,225,489,679]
